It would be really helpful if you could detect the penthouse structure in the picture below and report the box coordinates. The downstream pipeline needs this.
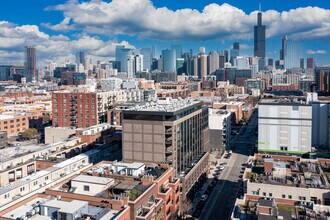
[122,98,209,201]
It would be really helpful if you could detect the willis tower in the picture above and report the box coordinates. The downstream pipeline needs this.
[254,9,266,58]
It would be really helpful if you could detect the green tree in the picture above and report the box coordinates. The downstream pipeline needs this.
[22,128,38,139]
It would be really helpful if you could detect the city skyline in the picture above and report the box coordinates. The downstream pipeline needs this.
[0,0,330,66]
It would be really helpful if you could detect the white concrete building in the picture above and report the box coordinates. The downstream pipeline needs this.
[209,108,231,151]
[71,175,115,196]
[258,97,312,152]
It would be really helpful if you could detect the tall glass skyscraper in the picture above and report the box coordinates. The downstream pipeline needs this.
[24,46,37,82]
[171,45,183,58]
[115,45,133,73]
[140,48,152,71]
[162,49,176,72]
[254,11,266,58]
[284,38,300,69]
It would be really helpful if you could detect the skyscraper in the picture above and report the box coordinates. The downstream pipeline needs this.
[140,48,152,70]
[76,51,85,65]
[284,38,300,69]
[280,36,287,61]
[254,11,266,58]
[208,51,220,75]
[198,54,207,79]
[162,49,176,72]
[134,54,143,73]
[315,66,330,94]
[230,42,240,65]
[171,45,183,58]
[24,46,37,82]
[300,58,305,69]
[223,49,230,63]
[115,45,133,73]
[307,58,315,69]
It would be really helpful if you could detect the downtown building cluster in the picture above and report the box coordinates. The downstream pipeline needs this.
[0,8,329,220]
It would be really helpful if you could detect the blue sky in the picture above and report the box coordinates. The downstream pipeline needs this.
[0,0,330,66]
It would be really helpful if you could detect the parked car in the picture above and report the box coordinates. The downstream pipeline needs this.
[201,194,208,202]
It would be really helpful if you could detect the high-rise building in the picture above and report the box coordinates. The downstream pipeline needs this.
[280,36,287,61]
[199,47,206,55]
[176,58,185,75]
[76,51,85,65]
[198,54,207,79]
[151,44,156,59]
[223,50,230,63]
[134,54,143,73]
[122,98,210,201]
[230,42,240,65]
[234,56,249,69]
[284,37,300,69]
[268,59,274,67]
[127,55,135,78]
[140,48,152,70]
[208,51,220,75]
[24,46,37,82]
[300,58,305,69]
[162,49,176,72]
[219,55,225,68]
[254,11,266,58]
[115,45,133,73]
[315,66,330,94]
[171,45,183,58]
[307,58,315,69]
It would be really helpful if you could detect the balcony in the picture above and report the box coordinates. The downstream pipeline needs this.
[165,140,172,145]
[165,128,172,134]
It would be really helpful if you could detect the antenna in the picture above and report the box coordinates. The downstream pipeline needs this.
[259,2,261,12]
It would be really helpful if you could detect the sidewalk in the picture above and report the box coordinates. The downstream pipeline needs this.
[190,150,230,214]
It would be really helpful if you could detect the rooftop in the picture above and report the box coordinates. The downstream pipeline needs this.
[125,97,200,112]
[72,175,113,185]
[245,156,330,189]
[259,97,309,105]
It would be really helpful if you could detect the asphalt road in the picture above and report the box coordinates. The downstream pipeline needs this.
[199,109,258,220]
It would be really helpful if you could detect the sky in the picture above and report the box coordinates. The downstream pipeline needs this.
[0,0,330,67]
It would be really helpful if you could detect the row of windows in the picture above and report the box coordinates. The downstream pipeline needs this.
[252,191,309,201]
[0,118,26,125]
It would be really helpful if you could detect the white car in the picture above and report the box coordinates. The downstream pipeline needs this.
[219,163,227,170]
[201,194,208,202]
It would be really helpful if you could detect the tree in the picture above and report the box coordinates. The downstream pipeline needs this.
[22,128,38,140]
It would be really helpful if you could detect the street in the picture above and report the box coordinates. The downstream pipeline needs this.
[199,109,258,220]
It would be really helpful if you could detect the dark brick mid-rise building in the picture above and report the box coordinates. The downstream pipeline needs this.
[52,91,98,128]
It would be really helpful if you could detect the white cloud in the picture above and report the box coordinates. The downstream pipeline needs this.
[44,0,330,41]
[306,49,327,55]
[0,21,134,67]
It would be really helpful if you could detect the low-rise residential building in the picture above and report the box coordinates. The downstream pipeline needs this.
[44,161,180,220]
[243,154,330,209]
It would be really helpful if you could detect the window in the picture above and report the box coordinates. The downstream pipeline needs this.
[280,146,288,151]
[263,192,266,196]
[299,196,306,201]
[282,194,286,198]
[288,195,292,199]
[269,193,273,197]
[292,106,299,111]
[252,191,259,195]
[20,187,25,192]
[84,185,90,191]
[45,176,49,180]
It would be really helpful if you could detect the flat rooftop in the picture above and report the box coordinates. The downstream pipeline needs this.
[72,175,113,185]
[259,97,309,105]
[246,156,330,189]
[125,98,201,113]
